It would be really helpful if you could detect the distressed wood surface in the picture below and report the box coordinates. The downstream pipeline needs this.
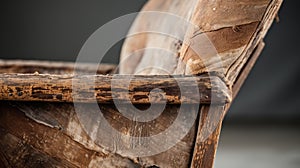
[120,0,283,86]
[0,102,142,168]
[191,105,225,168]
[232,41,265,99]
[223,0,284,86]
[120,0,283,167]
[190,41,266,168]
[0,73,230,105]
[0,0,283,167]
[0,101,199,168]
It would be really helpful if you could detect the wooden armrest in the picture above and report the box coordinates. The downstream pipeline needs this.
[0,73,231,105]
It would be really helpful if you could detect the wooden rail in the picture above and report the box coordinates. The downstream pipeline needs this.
[0,73,231,105]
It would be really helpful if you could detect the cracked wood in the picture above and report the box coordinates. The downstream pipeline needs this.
[0,73,231,105]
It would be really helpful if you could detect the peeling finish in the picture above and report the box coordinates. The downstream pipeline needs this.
[0,0,284,167]
[0,73,231,105]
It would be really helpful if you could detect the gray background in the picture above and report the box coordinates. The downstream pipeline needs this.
[0,0,299,123]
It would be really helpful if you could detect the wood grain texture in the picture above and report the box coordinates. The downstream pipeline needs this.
[190,41,265,168]
[191,105,225,168]
[120,0,283,85]
[224,0,284,86]
[0,101,200,168]
[0,102,142,168]
[232,41,265,99]
[0,0,284,167]
[0,73,231,105]
[120,1,283,167]
[120,0,198,75]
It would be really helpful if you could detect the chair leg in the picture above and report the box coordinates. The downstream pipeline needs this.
[191,105,226,168]
[191,41,266,168]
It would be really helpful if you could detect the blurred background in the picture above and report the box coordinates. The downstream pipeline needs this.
[0,0,299,167]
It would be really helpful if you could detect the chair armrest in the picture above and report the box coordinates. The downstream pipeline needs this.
[0,60,231,105]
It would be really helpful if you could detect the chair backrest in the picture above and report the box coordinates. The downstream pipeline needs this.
[119,0,275,87]
[119,0,283,167]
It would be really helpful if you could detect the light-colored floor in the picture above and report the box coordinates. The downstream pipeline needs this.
[214,125,300,168]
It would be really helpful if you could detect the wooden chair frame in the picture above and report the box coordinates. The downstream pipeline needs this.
[0,0,283,167]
